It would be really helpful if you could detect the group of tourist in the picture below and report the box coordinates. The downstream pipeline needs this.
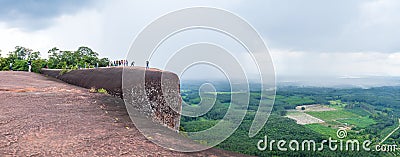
[8,59,150,71]
[110,60,130,66]
[109,60,149,69]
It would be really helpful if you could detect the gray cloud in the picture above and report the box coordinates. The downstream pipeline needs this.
[232,0,400,53]
[0,0,93,31]
[0,0,399,79]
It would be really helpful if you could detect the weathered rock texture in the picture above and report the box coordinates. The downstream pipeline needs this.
[41,67,181,131]
[0,71,248,156]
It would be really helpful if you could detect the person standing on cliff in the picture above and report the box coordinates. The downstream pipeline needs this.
[146,61,149,69]
[9,62,12,71]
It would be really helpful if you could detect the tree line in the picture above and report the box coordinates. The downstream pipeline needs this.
[0,46,110,73]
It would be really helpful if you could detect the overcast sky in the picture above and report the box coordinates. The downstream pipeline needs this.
[0,0,399,79]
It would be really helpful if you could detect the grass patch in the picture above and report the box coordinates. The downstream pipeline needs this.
[89,87,108,94]
[347,107,372,117]
[305,123,337,138]
[306,109,359,121]
[337,117,376,128]
[329,100,347,107]
[329,100,341,105]
[274,95,285,99]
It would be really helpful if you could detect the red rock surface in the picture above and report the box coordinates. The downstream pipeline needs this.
[41,67,181,131]
[0,71,248,156]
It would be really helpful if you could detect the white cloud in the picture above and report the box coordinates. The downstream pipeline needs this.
[270,49,400,77]
[0,23,52,56]
[0,9,103,58]
[359,0,400,27]
[43,9,104,52]
[339,0,400,52]
[0,0,240,58]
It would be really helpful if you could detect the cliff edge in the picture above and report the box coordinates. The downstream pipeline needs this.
[41,67,181,131]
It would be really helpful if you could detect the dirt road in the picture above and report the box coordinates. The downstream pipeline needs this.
[0,71,245,156]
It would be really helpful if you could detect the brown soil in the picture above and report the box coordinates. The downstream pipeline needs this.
[286,111,325,125]
[0,71,248,157]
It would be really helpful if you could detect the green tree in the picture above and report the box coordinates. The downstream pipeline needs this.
[47,46,109,69]
[1,46,45,72]
[2,46,109,71]
[47,47,61,69]
[12,60,28,71]
[31,59,47,73]
[0,57,8,70]
[98,57,110,67]
[8,46,32,61]
[77,46,99,66]
[28,51,41,61]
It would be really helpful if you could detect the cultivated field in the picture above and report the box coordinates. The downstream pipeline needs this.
[286,111,324,125]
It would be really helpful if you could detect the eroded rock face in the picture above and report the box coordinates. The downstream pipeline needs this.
[41,67,181,131]
[122,67,181,131]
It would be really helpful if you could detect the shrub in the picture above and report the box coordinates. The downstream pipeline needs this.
[13,60,28,71]
[89,87,108,94]
[97,88,108,94]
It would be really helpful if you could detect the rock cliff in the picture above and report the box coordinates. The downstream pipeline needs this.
[41,67,181,131]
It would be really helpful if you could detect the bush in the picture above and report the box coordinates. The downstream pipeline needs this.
[0,58,8,70]
[97,88,108,94]
[2,66,9,71]
[32,59,47,73]
[13,60,28,71]
[89,87,108,94]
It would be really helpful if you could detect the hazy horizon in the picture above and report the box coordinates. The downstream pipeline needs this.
[180,75,400,88]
